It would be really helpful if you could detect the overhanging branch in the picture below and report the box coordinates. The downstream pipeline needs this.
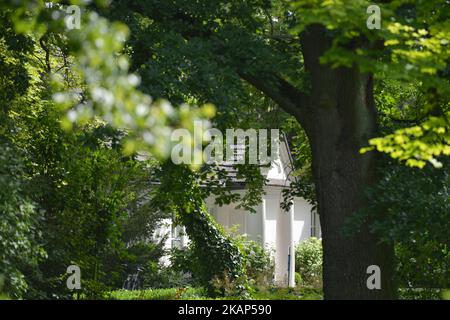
[237,71,310,125]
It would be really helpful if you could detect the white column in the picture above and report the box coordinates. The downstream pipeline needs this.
[261,198,267,246]
[288,203,295,288]
[275,204,295,287]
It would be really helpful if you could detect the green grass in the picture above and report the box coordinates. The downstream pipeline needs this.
[106,287,450,300]
[252,287,323,300]
[105,287,206,300]
[105,287,323,300]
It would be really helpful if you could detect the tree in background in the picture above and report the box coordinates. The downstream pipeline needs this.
[0,1,178,298]
[1,0,251,298]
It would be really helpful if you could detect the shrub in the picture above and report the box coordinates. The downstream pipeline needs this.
[145,266,194,289]
[398,288,443,300]
[238,238,274,286]
[119,241,168,289]
[172,234,274,298]
[210,272,250,298]
[347,161,450,293]
[211,236,274,298]
[170,246,206,289]
[396,242,449,298]
[295,237,323,288]
[156,166,247,297]
[295,272,302,286]
[171,243,249,297]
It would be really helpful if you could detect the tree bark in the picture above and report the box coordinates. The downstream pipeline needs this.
[306,71,396,299]
[296,25,397,299]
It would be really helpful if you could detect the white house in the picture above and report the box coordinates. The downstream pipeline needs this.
[158,137,321,287]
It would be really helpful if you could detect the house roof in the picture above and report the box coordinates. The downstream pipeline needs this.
[215,133,295,189]
[143,133,296,190]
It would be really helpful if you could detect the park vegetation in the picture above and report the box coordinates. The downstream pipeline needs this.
[0,0,448,300]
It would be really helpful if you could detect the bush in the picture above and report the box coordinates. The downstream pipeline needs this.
[295,272,302,286]
[398,288,443,300]
[210,272,250,298]
[145,266,194,289]
[347,161,450,293]
[119,241,168,289]
[156,166,247,297]
[170,246,203,288]
[295,238,323,288]
[237,238,274,286]
[211,236,274,298]
[171,235,274,298]
[171,244,249,298]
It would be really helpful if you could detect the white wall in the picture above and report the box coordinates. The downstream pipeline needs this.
[263,194,279,250]
[293,197,314,245]
[245,203,263,242]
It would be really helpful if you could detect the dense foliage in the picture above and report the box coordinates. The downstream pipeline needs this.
[0,140,45,298]
[155,164,248,297]
[1,0,449,300]
[0,4,170,296]
[347,159,449,294]
[171,230,274,296]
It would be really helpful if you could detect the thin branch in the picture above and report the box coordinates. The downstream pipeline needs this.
[39,37,51,73]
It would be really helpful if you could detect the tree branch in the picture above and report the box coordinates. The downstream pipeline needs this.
[237,70,310,125]
[111,1,312,126]
[39,37,51,73]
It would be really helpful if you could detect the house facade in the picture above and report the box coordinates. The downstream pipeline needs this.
[158,138,321,287]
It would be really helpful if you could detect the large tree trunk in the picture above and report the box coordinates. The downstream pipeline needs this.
[306,71,396,299]
[297,26,397,299]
